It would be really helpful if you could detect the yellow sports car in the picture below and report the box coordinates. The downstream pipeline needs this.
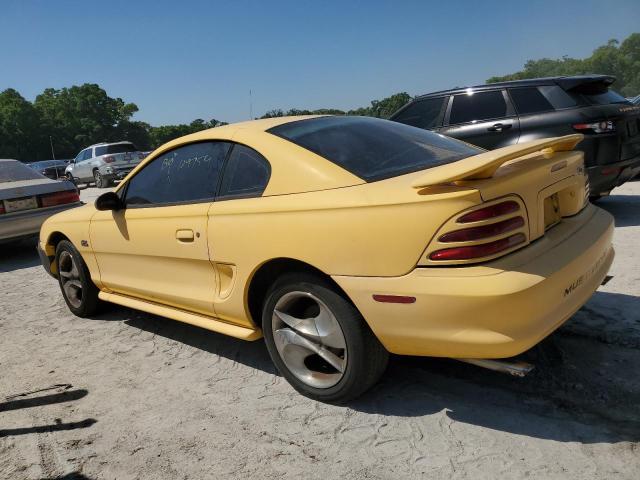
[38,116,614,402]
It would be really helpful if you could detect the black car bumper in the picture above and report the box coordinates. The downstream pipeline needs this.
[37,243,56,278]
[587,155,640,196]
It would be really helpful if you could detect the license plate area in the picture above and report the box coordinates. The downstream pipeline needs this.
[544,193,561,230]
[4,196,38,213]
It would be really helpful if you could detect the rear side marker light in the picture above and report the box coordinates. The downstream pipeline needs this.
[430,233,526,261]
[457,201,520,223]
[439,216,525,242]
[372,294,416,304]
[104,156,115,163]
[601,167,620,176]
[41,190,80,208]
[0,203,5,214]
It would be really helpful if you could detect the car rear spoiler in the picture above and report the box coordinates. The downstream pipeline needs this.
[411,134,584,189]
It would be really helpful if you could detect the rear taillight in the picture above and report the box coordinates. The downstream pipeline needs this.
[572,120,615,134]
[104,156,115,163]
[426,198,528,264]
[41,190,80,207]
[429,233,526,261]
[438,216,525,242]
[457,200,520,223]
[0,202,5,214]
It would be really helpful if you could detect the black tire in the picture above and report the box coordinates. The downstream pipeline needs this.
[262,272,389,403]
[55,240,101,317]
[94,170,107,188]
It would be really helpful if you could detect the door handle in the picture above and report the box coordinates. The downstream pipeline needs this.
[176,229,195,242]
[487,123,512,132]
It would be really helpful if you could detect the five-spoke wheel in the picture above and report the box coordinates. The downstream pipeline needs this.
[55,240,101,317]
[263,273,388,403]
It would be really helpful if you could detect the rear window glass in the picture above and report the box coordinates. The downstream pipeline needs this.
[391,97,445,129]
[95,143,137,156]
[509,87,554,115]
[0,161,46,183]
[582,90,629,105]
[268,116,482,182]
[449,90,507,125]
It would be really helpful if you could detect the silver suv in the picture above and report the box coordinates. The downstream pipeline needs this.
[65,141,146,188]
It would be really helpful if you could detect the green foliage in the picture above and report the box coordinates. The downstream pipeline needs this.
[260,92,412,120]
[487,33,640,96]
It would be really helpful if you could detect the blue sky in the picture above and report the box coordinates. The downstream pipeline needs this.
[1,0,639,125]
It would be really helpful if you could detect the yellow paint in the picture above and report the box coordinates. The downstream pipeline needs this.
[39,118,613,359]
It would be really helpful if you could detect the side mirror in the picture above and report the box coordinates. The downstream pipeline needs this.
[95,191,124,211]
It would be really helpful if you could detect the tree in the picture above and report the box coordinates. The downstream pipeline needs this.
[487,33,640,96]
[0,88,45,160]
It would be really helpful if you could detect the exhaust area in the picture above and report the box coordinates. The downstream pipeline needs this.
[456,358,535,377]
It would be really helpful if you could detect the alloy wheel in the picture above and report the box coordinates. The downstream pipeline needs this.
[271,291,347,388]
[58,250,83,309]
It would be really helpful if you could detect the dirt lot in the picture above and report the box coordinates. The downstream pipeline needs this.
[1,182,639,480]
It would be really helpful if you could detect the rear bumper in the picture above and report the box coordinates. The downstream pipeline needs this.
[587,154,640,196]
[0,202,81,243]
[333,205,614,358]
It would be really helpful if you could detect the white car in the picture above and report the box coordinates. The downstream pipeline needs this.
[65,141,146,188]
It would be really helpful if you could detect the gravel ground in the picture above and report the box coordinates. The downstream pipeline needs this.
[1,182,639,480]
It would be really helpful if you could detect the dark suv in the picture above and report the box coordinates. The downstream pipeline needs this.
[390,75,640,197]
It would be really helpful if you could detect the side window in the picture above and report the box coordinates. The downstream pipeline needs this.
[74,150,84,163]
[125,141,231,206]
[449,90,507,125]
[509,87,554,115]
[538,85,577,110]
[218,145,271,199]
[84,148,93,160]
[392,97,445,129]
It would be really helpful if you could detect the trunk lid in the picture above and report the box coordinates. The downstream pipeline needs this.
[416,136,590,264]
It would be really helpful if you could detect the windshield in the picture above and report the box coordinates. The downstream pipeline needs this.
[268,116,482,182]
[0,160,47,183]
[94,143,137,156]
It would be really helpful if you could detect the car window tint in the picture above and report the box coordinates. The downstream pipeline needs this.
[269,116,482,182]
[538,85,577,109]
[449,90,507,125]
[95,143,137,156]
[218,144,271,199]
[509,87,554,115]
[83,149,92,161]
[391,97,445,129]
[125,142,231,206]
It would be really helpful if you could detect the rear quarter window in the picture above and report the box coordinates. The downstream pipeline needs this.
[268,116,482,182]
[391,97,445,130]
[509,87,554,115]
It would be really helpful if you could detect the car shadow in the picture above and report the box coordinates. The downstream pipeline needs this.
[39,474,93,480]
[596,194,640,227]
[0,238,40,272]
[97,292,639,445]
[117,310,277,376]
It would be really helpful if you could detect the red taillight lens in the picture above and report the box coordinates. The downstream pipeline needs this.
[104,156,115,163]
[439,216,524,242]
[41,190,80,208]
[572,120,615,134]
[457,201,520,223]
[429,233,526,261]
[0,202,5,214]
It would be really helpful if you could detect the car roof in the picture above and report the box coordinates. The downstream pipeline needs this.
[412,75,616,99]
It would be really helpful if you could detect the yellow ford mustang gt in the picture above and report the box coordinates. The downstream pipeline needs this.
[38,115,614,402]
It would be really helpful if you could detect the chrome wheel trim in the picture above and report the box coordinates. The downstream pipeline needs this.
[94,171,102,187]
[58,250,83,309]
[271,291,347,389]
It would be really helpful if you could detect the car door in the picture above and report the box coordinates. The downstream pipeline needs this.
[69,149,85,179]
[90,141,231,316]
[440,89,520,149]
[76,148,93,180]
